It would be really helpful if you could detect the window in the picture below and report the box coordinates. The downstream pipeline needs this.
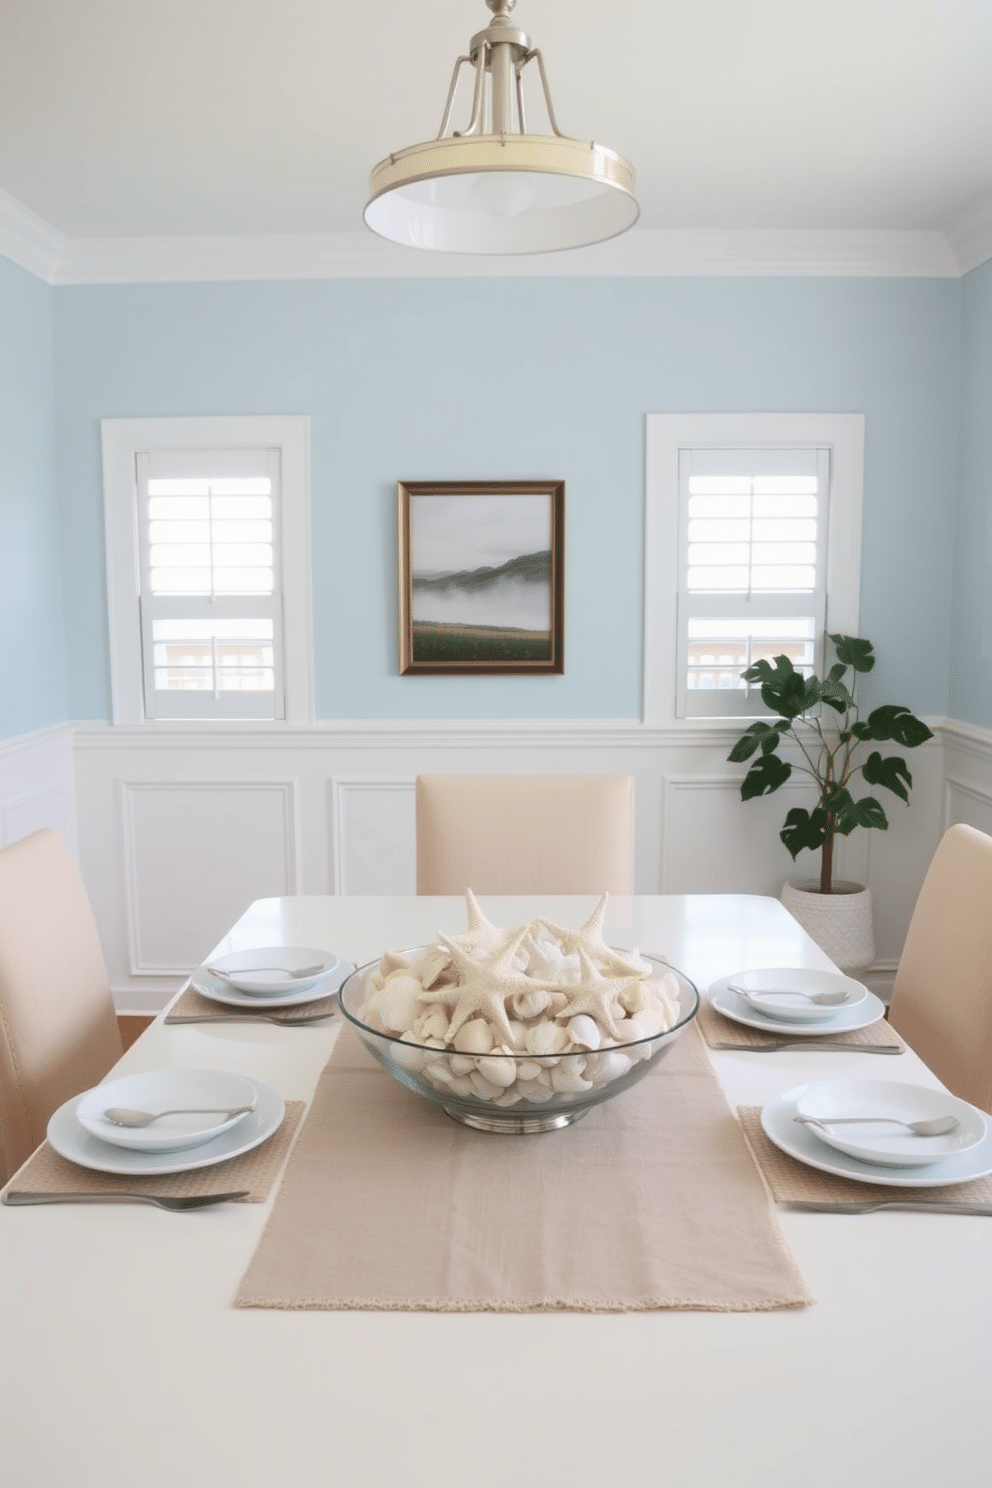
[644,414,863,725]
[102,417,313,724]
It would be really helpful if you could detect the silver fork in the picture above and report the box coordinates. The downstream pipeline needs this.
[712,1040,902,1054]
[166,1011,334,1026]
[2,1189,250,1209]
[785,1199,992,1216]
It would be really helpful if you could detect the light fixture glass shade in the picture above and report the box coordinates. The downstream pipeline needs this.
[364,2,638,255]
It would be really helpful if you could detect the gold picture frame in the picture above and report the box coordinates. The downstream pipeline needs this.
[398,480,565,675]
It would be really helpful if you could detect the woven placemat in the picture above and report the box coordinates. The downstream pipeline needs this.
[165,986,338,1025]
[1,1102,303,1203]
[737,1106,992,1207]
[235,1023,813,1313]
[697,997,905,1052]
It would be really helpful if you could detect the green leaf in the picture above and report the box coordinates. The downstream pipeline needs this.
[763,667,809,720]
[819,677,855,714]
[830,634,876,673]
[780,806,827,859]
[739,753,793,801]
[821,788,889,834]
[727,723,778,763]
[862,705,934,748]
[862,750,912,803]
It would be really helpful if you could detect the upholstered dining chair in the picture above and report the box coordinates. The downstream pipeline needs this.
[887,822,992,1113]
[0,828,123,1185]
[415,773,636,896]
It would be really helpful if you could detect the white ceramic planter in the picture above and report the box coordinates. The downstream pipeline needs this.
[780,878,875,974]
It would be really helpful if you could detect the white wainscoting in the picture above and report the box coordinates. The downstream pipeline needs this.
[5,716,987,1013]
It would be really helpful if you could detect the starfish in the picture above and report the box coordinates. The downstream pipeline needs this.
[553,946,641,1042]
[538,896,653,980]
[420,924,533,1046]
[444,888,523,962]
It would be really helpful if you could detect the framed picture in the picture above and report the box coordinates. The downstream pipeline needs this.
[397,480,564,675]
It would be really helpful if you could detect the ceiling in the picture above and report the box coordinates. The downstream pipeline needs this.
[1,0,991,269]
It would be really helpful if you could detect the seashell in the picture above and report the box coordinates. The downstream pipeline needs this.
[619,980,646,1014]
[453,1018,494,1054]
[548,992,569,1013]
[511,987,551,1019]
[525,1021,568,1056]
[566,1014,601,1050]
[449,1053,475,1076]
[411,945,452,989]
[494,1088,522,1106]
[515,1059,543,1083]
[588,1049,633,1086]
[389,1037,426,1072]
[551,1063,594,1093]
[475,1054,517,1089]
[517,1081,555,1103]
[359,1004,387,1033]
[468,1069,503,1102]
[505,1018,528,1049]
[378,950,412,977]
[447,1074,476,1097]
[413,1007,450,1043]
[374,974,423,1033]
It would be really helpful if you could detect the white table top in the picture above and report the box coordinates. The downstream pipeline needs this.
[1,894,988,1488]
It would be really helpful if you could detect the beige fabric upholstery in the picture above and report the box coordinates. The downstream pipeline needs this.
[888,823,992,1113]
[0,829,123,1185]
[415,773,635,896]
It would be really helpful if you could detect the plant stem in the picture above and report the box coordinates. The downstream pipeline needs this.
[820,814,836,893]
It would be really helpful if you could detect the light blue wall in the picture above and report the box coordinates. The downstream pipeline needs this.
[950,259,992,728]
[0,256,67,737]
[50,274,961,722]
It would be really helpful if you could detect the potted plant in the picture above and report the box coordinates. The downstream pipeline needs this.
[726,633,933,971]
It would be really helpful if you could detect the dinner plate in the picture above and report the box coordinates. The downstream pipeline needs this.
[793,1078,987,1167]
[48,1080,285,1176]
[204,945,339,995]
[760,1083,992,1187]
[709,976,885,1036]
[191,957,355,1009]
[76,1068,260,1152]
[722,967,868,1023]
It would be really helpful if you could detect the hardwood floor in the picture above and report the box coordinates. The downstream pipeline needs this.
[118,1014,154,1051]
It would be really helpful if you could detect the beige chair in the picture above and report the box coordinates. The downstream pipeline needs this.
[415,773,636,896]
[0,828,123,1185]
[888,823,992,1113]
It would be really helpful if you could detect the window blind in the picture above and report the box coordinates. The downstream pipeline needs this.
[677,447,829,718]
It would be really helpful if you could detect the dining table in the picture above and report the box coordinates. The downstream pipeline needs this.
[1,892,989,1488]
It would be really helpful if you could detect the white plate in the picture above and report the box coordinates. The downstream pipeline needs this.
[76,1068,260,1152]
[204,946,339,995]
[760,1083,992,1187]
[48,1080,285,1176]
[793,1078,987,1167]
[191,957,354,1009]
[709,975,885,1036]
[723,967,868,1023]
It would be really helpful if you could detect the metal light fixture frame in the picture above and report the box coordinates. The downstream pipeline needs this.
[364,0,639,255]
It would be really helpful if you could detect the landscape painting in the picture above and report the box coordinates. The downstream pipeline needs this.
[398,481,564,674]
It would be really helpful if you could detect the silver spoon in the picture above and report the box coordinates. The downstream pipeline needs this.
[103,1103,256,1128]
[207,962,324,983]
[730,982,850,1006]
[795,1114,960,1137]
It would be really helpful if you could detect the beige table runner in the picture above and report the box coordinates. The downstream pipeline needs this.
[2,1103,303,1203]
[165,986,338,1025]
[236,1024,812,1313]
[697,997,905,1052]
[738,1106,992,1208]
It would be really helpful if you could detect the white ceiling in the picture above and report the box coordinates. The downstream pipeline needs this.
[2,0,992,273]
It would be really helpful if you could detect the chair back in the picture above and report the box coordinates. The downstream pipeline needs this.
[415,773,635,895]
[888,823,992,1112]
[0,829,123,1185]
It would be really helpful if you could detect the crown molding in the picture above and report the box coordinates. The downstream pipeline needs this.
[0,180,974,285]
[0,187,65,282]
[946,192,992,277]
[51,225,960,285]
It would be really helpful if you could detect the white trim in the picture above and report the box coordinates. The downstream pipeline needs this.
[644,413,864,727]
[0,186,65,283]
[101,416,314,726]
[947,192,992,277]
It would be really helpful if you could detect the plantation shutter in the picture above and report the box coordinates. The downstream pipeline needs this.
[135,448,284,719]
[676,446,830,718]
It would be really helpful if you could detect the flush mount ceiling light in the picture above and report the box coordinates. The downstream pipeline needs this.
[364,0,639,255]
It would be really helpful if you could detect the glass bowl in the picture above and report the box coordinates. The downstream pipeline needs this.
[338,949,699,1135]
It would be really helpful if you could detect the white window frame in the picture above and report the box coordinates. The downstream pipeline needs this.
[102,415,314,725]
[644,413,864,726]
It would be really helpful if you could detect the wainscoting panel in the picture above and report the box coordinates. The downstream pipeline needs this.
[0,725,76,851]
[120,781,298,975]
[60,717,980,1013]
[331,779,416,895]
